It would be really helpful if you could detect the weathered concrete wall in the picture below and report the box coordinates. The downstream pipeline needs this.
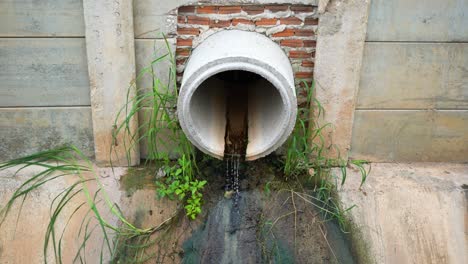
[134,39,181,159]
[134,39,176,100]
[1,0,467,163]
[134,37,177,159]
[0,0,93,162]
[350,0,468,162]
[366,0,468,42]
[351,110,468,162]
[357,43,468,110]
[0,39,90,107]
[0,0,322,161]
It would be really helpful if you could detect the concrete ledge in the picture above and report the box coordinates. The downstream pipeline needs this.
[0,164,178,263]
[338,162,468,264]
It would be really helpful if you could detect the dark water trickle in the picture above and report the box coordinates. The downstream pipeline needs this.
[223,72,250,207]
[225,154,242,207]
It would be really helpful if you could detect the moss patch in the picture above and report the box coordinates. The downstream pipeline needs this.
[119,162,163,196]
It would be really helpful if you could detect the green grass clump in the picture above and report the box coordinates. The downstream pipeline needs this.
[282,80,370,231]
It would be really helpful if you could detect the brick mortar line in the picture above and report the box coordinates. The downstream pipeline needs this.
[178,12,317,18]
[176,24,318,29]
[176,36,317,41]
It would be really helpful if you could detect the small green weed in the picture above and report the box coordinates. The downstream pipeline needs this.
[156,155,207,219]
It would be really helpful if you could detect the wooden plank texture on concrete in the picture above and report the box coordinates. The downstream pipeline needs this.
[350,110,468,162]
[134,39,178,159]
[0,0,85,37]
[137,107,178,159]
[133,1,181,39]
[357,43,468,110]
[135,39,176,105]
[0,107,94,161]
[0,38,91,107]
[367,0,468,41]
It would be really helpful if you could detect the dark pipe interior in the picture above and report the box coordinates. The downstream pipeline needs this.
[189,70,285,158]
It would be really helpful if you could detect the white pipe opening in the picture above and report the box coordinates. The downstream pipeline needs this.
[177,30,297,160]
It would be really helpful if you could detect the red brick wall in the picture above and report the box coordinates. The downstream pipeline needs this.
[175,4,318,104]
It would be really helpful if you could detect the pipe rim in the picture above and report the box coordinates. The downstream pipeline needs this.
[178,57,297,160]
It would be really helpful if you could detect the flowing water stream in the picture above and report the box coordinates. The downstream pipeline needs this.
[222,72,249,207]
[225,154,241,206]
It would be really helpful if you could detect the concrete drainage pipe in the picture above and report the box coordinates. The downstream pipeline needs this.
[177,30,297,161]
